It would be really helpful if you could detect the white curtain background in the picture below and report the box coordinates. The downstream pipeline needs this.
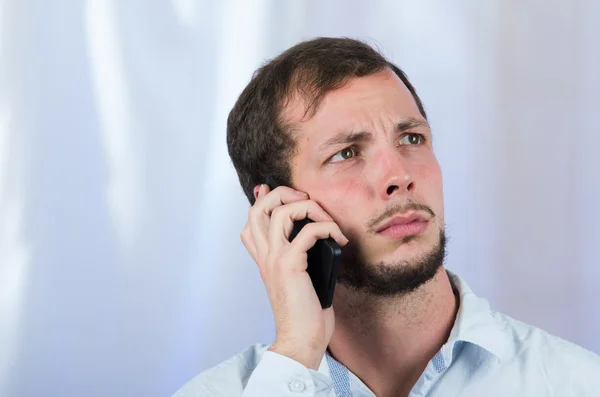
[0,1,598,396]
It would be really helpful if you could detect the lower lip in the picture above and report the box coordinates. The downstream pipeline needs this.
[378,220,429,239]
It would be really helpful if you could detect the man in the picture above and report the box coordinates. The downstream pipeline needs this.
[173,38,600,396]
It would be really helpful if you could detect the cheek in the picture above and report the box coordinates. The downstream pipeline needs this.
[312,177,368,227]
[320,178,363,211]
[415,161,442,190]
[412,158,444,215]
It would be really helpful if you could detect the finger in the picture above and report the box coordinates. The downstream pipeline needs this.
[268,200,335,253]
[240,223,259,263]
[254,185,309,216]
[248,185,271,258]
[288,221,349,255]
[249,185,308,257]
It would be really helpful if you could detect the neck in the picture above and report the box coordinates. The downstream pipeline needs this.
[328,267,458,397]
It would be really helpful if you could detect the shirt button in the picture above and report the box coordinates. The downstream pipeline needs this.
[289,380,306,392]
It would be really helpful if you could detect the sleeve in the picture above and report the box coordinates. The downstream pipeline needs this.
[242,351,334,397]
[543,338,600,396]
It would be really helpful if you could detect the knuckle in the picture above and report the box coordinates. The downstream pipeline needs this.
[302,221,322,235]
[240,222,251,236]
[271,205,285,219]
[248,206,258,219]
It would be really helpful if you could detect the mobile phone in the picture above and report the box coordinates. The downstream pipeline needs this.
[265,178,342,308]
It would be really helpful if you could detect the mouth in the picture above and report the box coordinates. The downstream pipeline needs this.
[375,212,430,239]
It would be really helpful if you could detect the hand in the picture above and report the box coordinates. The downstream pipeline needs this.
[241,184,349,370]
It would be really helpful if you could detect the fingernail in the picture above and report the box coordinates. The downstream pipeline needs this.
[295,190,307,196]
[258,184,266,197]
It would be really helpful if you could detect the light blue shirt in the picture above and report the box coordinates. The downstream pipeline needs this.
[172,272,600,396]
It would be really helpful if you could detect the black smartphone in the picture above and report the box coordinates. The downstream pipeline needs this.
[265,178,342,308]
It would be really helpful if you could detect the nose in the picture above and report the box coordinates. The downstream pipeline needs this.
[370,146,415,200]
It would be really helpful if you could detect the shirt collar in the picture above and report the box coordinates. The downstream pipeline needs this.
[318,270,513,383]
[445,270,512,362]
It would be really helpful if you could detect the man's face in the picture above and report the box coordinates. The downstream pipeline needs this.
[285,68,445,295]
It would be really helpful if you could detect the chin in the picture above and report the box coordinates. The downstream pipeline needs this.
[379,245,433,267]
[336,228,447,296]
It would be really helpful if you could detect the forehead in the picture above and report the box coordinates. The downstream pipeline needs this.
[282,68,423,137]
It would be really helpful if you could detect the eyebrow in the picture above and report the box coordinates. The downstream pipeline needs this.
[317,131,373,153]
[396,118,430,132]
[317,117,430,153]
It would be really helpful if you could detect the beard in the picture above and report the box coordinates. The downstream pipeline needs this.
[336,227,447,297]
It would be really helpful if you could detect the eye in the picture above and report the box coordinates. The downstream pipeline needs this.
[330,146,357,162]
[399,133,425,145]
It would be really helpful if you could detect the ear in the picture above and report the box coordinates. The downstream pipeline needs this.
[253,185,262,200]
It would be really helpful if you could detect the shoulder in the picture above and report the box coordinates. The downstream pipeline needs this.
[492,311,600,392]
[171,343,270,397]
[493,310,599,363]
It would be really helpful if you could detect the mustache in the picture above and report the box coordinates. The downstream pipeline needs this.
[366,201,436,232]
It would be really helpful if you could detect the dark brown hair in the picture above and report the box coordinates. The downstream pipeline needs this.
[226,37,427,205]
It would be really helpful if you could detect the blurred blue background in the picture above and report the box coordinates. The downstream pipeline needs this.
[0,1,598,396]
